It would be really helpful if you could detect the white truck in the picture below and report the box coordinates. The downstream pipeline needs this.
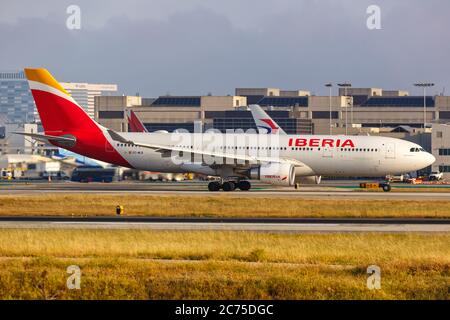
[428,171,443,181]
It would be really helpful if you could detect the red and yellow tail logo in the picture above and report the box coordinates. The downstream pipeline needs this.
[24,68,131,167]
[24,68,95,133]
[24,68,71,96]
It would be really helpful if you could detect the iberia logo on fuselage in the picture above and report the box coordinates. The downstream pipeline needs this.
[288,138,355,148]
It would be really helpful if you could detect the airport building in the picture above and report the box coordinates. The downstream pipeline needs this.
[94,96,143,132]
[61,82,118,119]
[95,95,247,132]
[431,123,450,178]
[0,123,39,155]
[94,86,450,135]
[0,71,36,124]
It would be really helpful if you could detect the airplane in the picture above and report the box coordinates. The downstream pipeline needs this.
[15,68,436,192]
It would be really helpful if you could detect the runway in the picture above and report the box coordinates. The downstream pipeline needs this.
[1,181,450,199]
[0,216,448,233]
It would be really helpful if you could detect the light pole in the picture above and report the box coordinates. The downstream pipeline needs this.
[325,83,333,134]
[414,82,434,129]
[338,83,352,135]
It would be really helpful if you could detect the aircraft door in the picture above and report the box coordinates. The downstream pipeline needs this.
[322,146,333,158]
[384,143,395,159]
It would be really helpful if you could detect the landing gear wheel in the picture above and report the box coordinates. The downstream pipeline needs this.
[381,183,391,192]
[222,181,236,192]
[237,180,251,191]
[208,181,221,191]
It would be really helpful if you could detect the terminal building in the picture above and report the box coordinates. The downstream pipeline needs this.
[431,123,450,175]
[94,87,450,135]
[95,95,247,132]
[61,82,118,119]
[0,71,36,124]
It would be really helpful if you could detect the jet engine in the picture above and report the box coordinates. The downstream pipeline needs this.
[248,162,295,186]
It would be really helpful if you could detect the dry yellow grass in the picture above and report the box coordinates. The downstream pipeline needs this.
[0,194,449,218]
[0,229,448,299]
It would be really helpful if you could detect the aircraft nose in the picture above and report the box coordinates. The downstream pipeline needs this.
[425,152,436,166]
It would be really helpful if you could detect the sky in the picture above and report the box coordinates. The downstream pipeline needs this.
[1,0,449,97]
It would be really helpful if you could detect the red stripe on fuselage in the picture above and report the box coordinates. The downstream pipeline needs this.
[31,89,133,168]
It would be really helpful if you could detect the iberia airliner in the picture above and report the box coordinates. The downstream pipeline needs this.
[16,68,435,191]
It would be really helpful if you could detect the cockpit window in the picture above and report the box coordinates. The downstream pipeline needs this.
[410,147,424,152]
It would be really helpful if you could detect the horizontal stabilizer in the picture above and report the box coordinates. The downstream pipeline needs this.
[12,132,76,146]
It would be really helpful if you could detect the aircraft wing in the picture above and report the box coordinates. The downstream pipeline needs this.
[107,129,306,167]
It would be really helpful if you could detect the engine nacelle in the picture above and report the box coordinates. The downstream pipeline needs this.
[249,163,295,186]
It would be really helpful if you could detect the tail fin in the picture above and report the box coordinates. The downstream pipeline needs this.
[24,68,99,134]
[23,68,131,168]
[249,104,286,134]
[125,109,148,133]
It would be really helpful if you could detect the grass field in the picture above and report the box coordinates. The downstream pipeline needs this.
[0,194,449,218]
[0,229,448,299]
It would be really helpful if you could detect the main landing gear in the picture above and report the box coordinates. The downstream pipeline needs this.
[208,180,251,192]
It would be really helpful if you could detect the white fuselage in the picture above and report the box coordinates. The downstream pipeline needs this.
[105,131,435,178]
